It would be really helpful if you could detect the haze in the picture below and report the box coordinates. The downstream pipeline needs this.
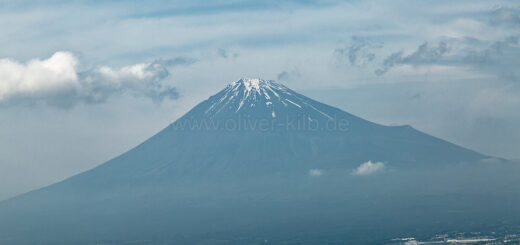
[1,0,519,203]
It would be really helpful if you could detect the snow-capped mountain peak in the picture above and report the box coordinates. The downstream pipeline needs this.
[231,78,262,92]
[201,78,336,121]
[228,78,288,96]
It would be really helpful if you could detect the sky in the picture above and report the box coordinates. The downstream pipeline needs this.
[1,0,520,200]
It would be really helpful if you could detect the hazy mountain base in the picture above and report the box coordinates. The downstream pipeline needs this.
[1,160,519,245]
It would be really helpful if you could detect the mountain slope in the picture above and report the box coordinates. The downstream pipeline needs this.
[26,78,486,190]
[1,78,513,245]
[78,79,485,176]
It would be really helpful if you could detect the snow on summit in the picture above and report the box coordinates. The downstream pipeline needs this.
[229,78,285,98]
[202,78,336,121]
[234,78,261,92]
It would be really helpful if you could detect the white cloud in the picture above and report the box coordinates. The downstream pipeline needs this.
[353,160,385,176]
[0,51,179,107]
[308,169,323,177]
[0,52,79,101]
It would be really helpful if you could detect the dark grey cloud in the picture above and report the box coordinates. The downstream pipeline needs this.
[375,36,520,83]
[277,70,301,82]
[217,48,238,59]
[376,41,449,75]
[462,35,520,82]
[335,36,383,67]
[157,57,198,67]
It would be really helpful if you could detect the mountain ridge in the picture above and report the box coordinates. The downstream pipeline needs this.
[1,79,486,193]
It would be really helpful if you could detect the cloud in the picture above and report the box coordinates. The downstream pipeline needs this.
[308,169,323,177]
[158,57,198,67]
[372,34,520,85]
[217,48,238,59]
[376,42,450,75]
[0,51,190,107]
[277,69,301,82]
[462,35,520,82]
[490,7,520,26]
[352,160,385,176]
[335,36,383,67]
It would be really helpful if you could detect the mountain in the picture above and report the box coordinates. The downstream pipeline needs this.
[0,78,518,245]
